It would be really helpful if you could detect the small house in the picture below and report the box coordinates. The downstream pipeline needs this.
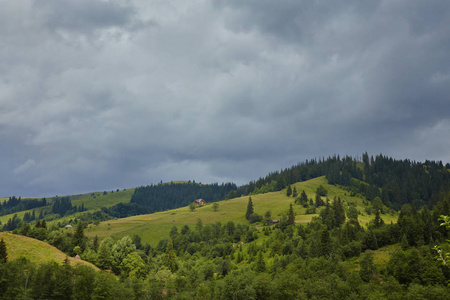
[193,199,206,206]
[271,220,279,225]
[65,224,73,228]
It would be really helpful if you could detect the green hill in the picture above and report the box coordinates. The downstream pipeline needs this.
[83,176,397,246]
[0,188,135,225]
[0,232,98,269]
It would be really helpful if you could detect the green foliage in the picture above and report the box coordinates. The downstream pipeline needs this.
[359,252,376,282]
[287,203,295,226]
[96,237,114,270]
[212,202,219,212]
[162,240,177,272]
[286,185,292,197]
[316,184,328,196]
[111,236,136,274]
[295,190,308,206]
[248,213,263,224]
[130,181,236,213]
[292,186,298,198]
[245,196,254,220]
[73,221,86,253]
[0,238,7,263]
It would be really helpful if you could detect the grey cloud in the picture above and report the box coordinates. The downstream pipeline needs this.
[34,0,138,35]
[1,0,449,196]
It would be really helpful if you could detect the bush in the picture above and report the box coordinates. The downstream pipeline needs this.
[249,213,263,224]
[306,207,316,214]
[316,185,328,196]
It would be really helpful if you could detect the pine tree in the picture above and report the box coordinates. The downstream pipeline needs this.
[319,227,331,257]
[297,190,308,205]
[97,239,113,270]
[333,197,346,227]
[93,235,99,252]
[287,203,295,226]
[315,192,324,207]
[359,252,376,282]
[292,186,298,198]
[73,221,86,252]
[0,238,7,263]
[286,185,292,197]
[163,240,177,272]
[245,197,254,220]
[255,251,266,272]
[374,209,384,228]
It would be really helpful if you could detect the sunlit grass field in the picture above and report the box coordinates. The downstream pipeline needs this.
[84,176,397,246]
[0,232,98,269]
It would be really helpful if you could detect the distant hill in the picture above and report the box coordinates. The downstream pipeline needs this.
[0,188,135,226]
[0,232,98,269]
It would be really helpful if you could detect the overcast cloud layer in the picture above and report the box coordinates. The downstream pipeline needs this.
[1,0,450,197]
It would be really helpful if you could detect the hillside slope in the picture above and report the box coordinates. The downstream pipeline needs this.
[84,176,396,246]
[0,188,135,225]
[0,232,98,269]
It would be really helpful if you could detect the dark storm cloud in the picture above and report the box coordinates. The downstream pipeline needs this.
[1,0,449,196]
[35,0,139,35]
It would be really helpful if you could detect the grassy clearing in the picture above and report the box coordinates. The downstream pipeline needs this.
[0,188,135,225]
[71,188,135,210]
[345,244,401,271]
[0,232,98,269]
[85,176,397,246]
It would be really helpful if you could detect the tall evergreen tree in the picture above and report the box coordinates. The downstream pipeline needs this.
[0,238,7,263]
[292,186,298,198]
[245,197,254,220]
[73,221,86,252]
[332,197,346,227]
[319,227,331,257]
[360,252,376,282]
[255,251,266,272]
[287,203,295,226]
[163,240,177,272]
[299,190,308,205]
[373,209,384,228]
[286,185,292,197]
[93,235,99,252]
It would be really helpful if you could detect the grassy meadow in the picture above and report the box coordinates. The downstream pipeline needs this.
[0,232,98,269]
[83,176,397,246]
[0,188,135,225]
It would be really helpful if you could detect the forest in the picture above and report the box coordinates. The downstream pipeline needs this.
[1,153,450,299]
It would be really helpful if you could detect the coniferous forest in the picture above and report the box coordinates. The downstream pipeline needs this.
[1,153,450,299]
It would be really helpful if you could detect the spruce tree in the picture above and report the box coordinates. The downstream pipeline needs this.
[333,197,346,227]
[245,197,254,220]
[255,251,266,272]
[73,221,86,252]
[287,203,295,226]
[359,252,376,282]
[319,227,331,257]
[0,238,7,263]
[286,185,292,197]
[374,209,383,228]
[298,190,308,205]
[163,240,177,272]
[93,235,99,252]
[292,186,298,198]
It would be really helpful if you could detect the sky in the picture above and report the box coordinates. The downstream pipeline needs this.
[1,0,450,197]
